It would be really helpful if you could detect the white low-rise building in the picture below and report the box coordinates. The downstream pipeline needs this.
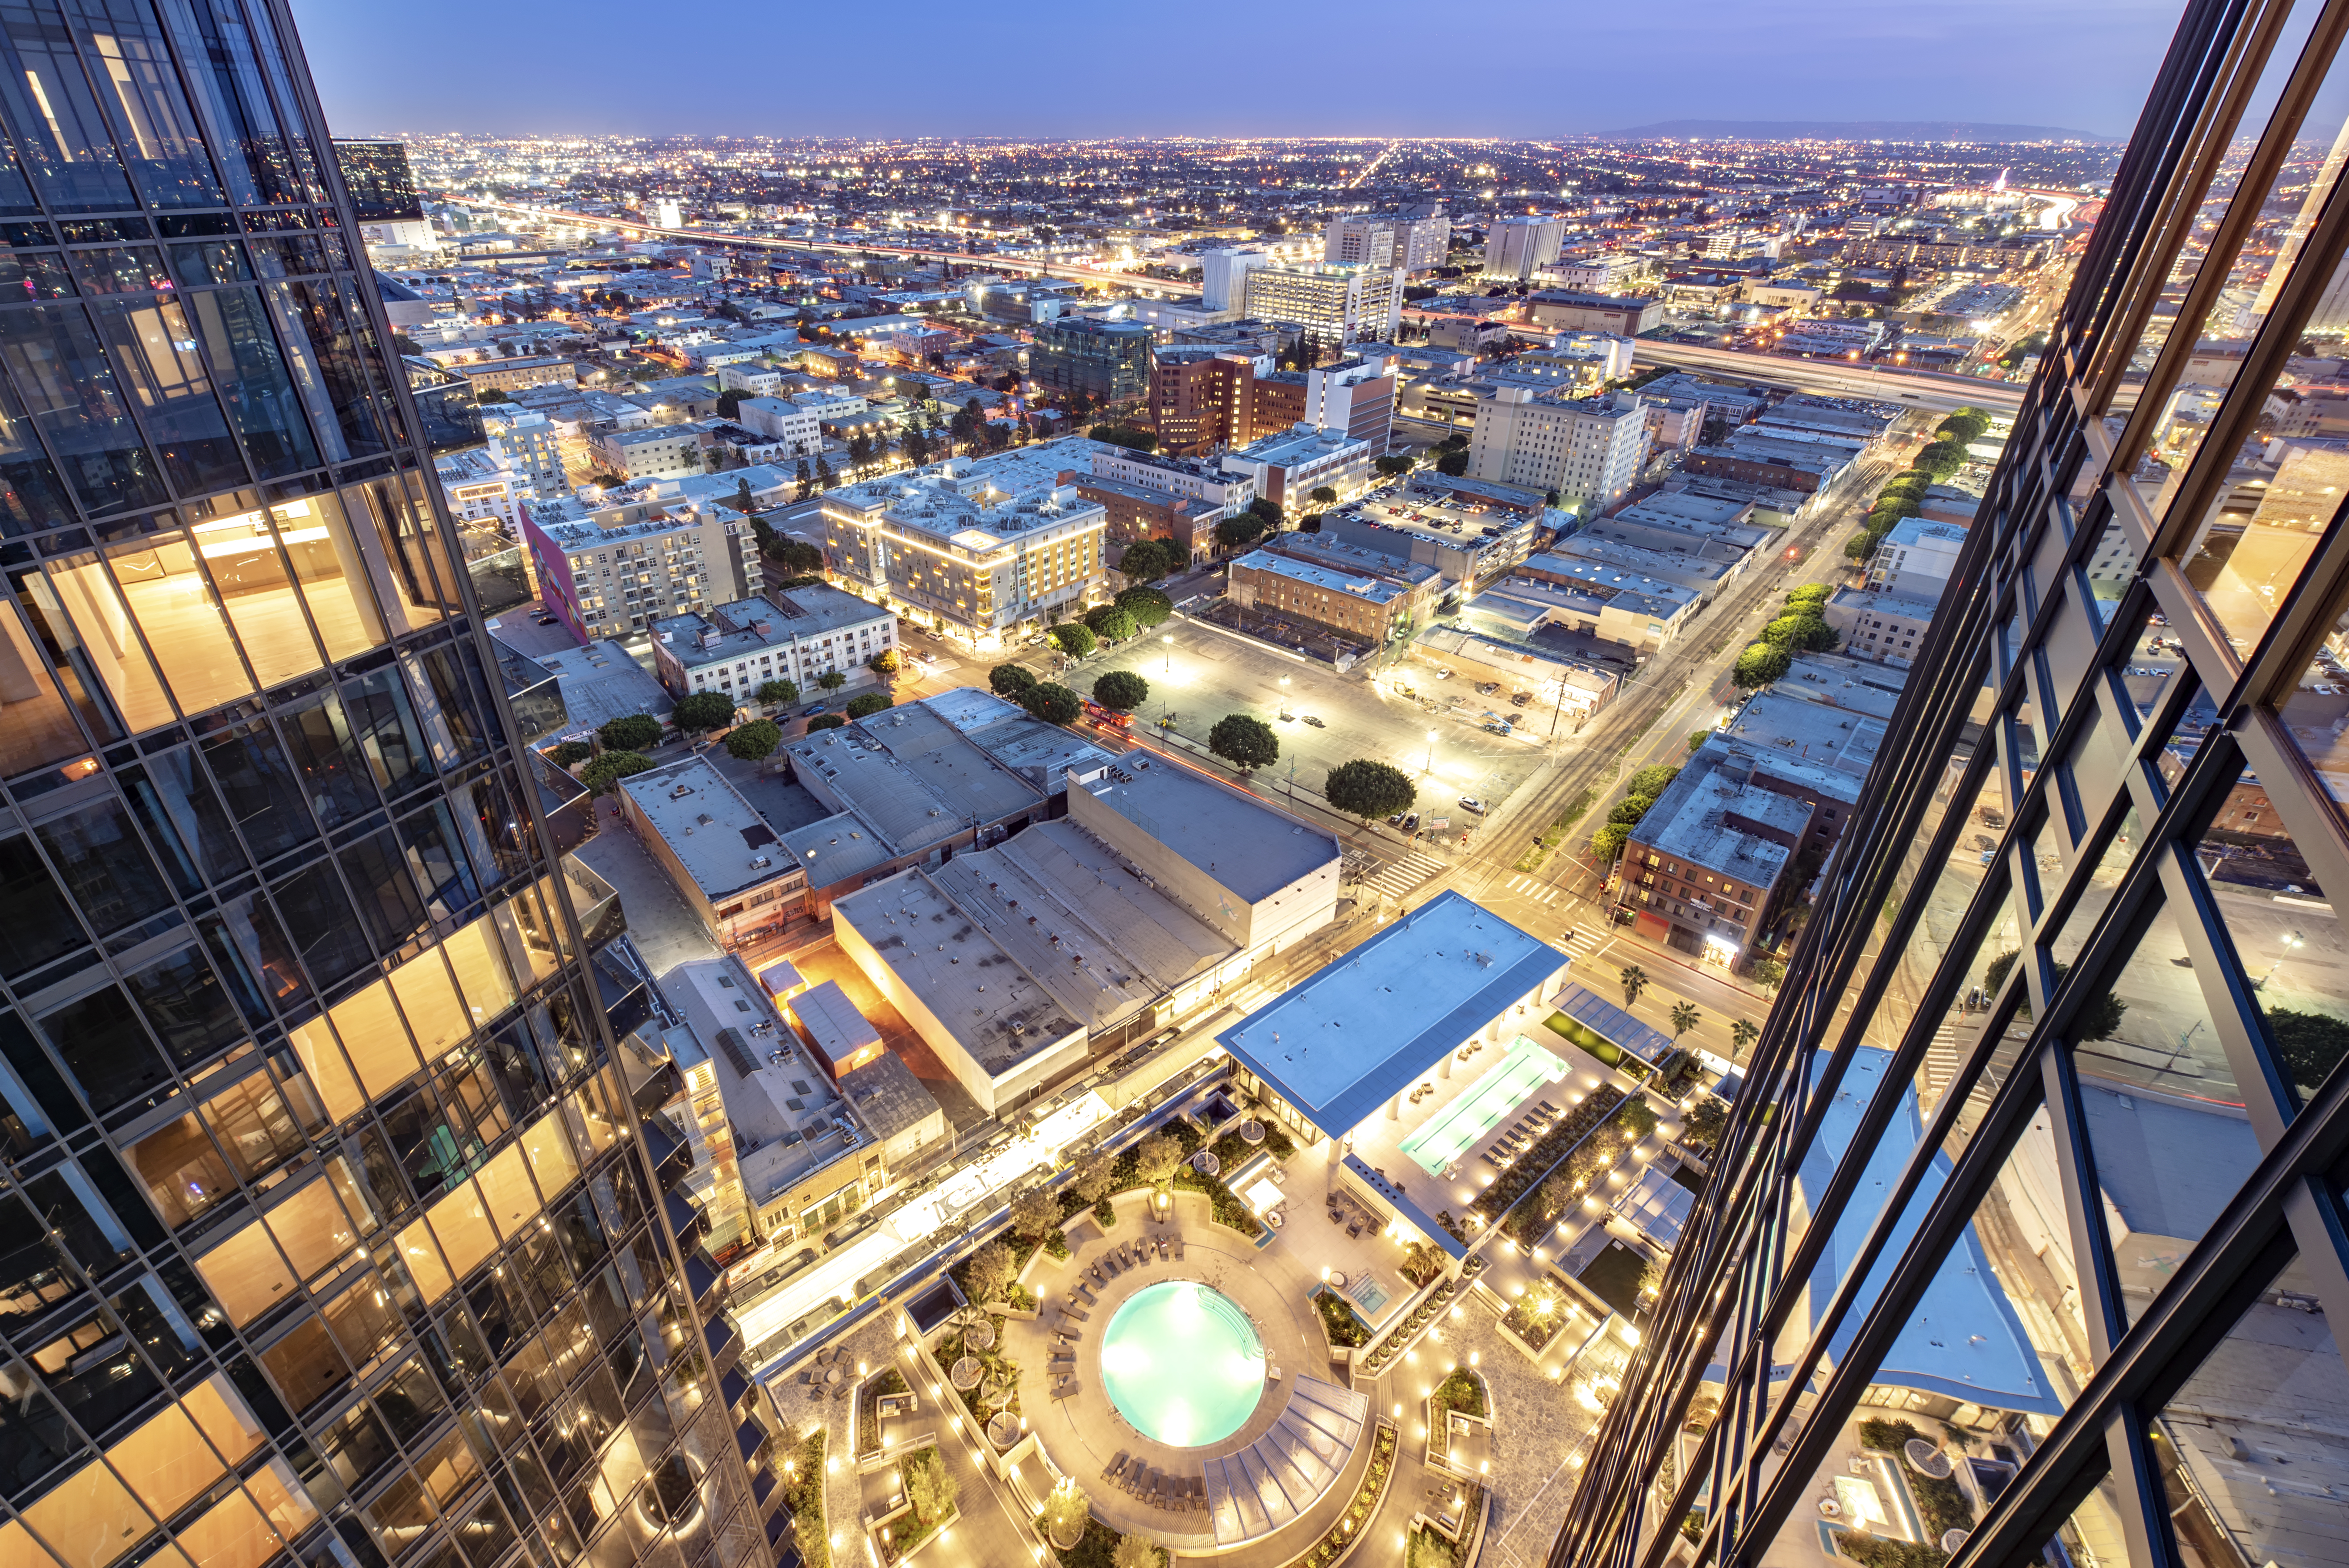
[650,588,897,700]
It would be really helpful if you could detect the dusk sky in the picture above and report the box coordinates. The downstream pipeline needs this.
[289,0,2182,142]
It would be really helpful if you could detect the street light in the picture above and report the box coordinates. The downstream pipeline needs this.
[1425,728,1439,775]
[2260,931,2306,991]
[1161,633,1172,674]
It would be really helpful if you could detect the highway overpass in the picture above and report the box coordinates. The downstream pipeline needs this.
[1633,339,2026,415]
[445,198,1206,298]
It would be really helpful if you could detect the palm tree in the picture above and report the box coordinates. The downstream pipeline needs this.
[1620,964,1649,1008]
[1730,1018,1759,1058]
[1669,1002,1699,1038]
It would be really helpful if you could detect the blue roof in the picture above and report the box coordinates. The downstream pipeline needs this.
[1552,982,1678,1064]
[1801,1047,2061,1415]
[1217,892,1562,1137]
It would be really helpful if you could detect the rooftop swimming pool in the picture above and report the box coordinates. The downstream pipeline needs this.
[1099,1281,1266,1447]
[1398,1036,1569,1175]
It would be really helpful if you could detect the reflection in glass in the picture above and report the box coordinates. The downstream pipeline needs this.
[0,1,138,213]
[92,296,247,496]
[0,304,167,513]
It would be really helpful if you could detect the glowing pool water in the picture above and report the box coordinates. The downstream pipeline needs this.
[1099,1281,1266,1447]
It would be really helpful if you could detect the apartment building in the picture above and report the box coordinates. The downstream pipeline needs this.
[1149,346,1261,455]
[1241,262,1404,347]
[1220,425,1375,512]
[1466,385,1650,513]
[1030,317,1154,405]
[649,589,899,699]
[524,498,764,639]
[596,423,706,480]
[1073,475,1224,567]
[1483,214,1567,279]
[820,453,1107,646]
[482,406,569,495]
[1324,212,1451,271]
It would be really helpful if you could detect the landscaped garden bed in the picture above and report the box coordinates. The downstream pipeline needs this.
[783,1429,829,1568]
[1313,1287,1372,1350]
[1499,1273,1580,1354]
[1492,1096,1659,1246]
[1429,1368,1486,1419]
[857,1368,909,1457]
[1463,1087,1630,1234]
[1281,1420,1398,1568]
[1859,1418,1973,1539]
[1357,1279,1459,1377]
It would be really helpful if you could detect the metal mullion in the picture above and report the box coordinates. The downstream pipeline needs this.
[2238,490,2349,710]
[2099,0,2316,433]
[2279,1174,2349,1342]
[2041,1046,2131,1361]
[1734,1019,2058,1568]
[2101,1406,2194,1568]
[2151,110,2349,570]
[2154,839,2297,1143]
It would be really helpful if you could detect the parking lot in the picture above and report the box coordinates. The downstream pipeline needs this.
[1073,617,1550,828]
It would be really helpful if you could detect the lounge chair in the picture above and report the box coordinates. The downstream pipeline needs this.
[1049,1351,1074,1367]
[1064,1305,1090,1322]
[1106,1451,1128,1481]
[1171,1232,1185,1260]
[1052,1378,1080,1401]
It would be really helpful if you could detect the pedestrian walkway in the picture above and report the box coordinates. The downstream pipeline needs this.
[1359,849,1445,904]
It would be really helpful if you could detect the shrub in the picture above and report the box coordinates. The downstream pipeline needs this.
[1313,1288,1372,1347]
[964,1240,1015,1303]
[597,713,663,752]
[1627,763,1681,797]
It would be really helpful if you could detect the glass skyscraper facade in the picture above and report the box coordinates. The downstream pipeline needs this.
[0,7,768,1568]
[1550,7,2349,1568]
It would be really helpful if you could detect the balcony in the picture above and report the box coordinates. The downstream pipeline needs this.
[706,1316,744,1375]
[664,1189,709,1247]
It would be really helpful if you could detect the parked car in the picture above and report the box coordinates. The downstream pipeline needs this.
[1302,715,1326,728]
[1483,721,1513,734]
[534,613,559,626]
[804,703,829,717]
[1402,812,1419,831]
[1459,797,1487,814]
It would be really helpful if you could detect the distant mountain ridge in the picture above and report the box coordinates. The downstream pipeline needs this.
[1598,119,2118,143]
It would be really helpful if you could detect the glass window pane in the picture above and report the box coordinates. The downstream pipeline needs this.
[184,503,321,690]
[35,795,167,934]
[96,537,257,714]
[120,745,242,883]
[39,555,177,735]
[0,304,167,513]
[262,279,395,465]
[18,1457,153,1568]
[92,298,246,497]
[255,1312,344,1416]
[2147,1247,2345,1568]
[66,246,168,296]
[2273,596,2349,817]
[127,1112,231,1228]
[319,1270,398,1368]
[341,477,446,632]
[277,491,387,662]
[426,1180,495,1282]
[244,1459,316,1542]
[182,283,317,479]
[0,596,96,776]
[270,859,367,987]
[57,0,224,208]
[442,915,517,1030]
[521,1109,578,1201]
[389,949,468,1061]
[125,944,243,1068]
[395,1217,453,1308]
[166,239,247,287]
[328,978,421,1103]
[192,1217,291,1326]
[262,1176,357,1282]
[340,827,426,954]
[287,1016,361,1123]
[151,0,306,207]
[174,1488,278,1568]
[278,687,377,829]
[38,984,170,1114]
[0,4,138,213]
[344,664,431,799]
[2070,891,2238,1106]
[200,716,314,861]
[475,1140,539,1240]
[0,832,85,978]
[2181,440,2347,662]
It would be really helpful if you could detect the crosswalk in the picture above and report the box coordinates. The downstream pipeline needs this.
[1358,850,1445,904]
[1504,872,1566,906]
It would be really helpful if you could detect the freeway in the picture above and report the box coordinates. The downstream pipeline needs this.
[447,196,1204,297]
[1634,338,2026,414]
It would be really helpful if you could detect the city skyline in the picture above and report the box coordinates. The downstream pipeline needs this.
[287,0,2174,142]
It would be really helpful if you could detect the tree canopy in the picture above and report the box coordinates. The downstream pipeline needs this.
[1215,514,1268,552]
[580,751,654,794]
[1914,441,1968,480]
[1209,713,1279,771]
[1092,671,1148,712]
[598,713,663,752]
[755,677,798,706]
[1115,586,1174,627]
[547,740,592,769]
[1325,759,1415,820]
[723,720,782,763]
[1115,538,1181,581]
[1732,642,1793,688]
[1022,682,1082,725]
[1048,622,1097,657]
[672,692,735,733]
[844,692,892,719]
[805,714,846,732]
[989,663,1037,698]
[1085,606,1139,643]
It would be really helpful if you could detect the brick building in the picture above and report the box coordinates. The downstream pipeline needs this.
[1227,548,1416,643]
